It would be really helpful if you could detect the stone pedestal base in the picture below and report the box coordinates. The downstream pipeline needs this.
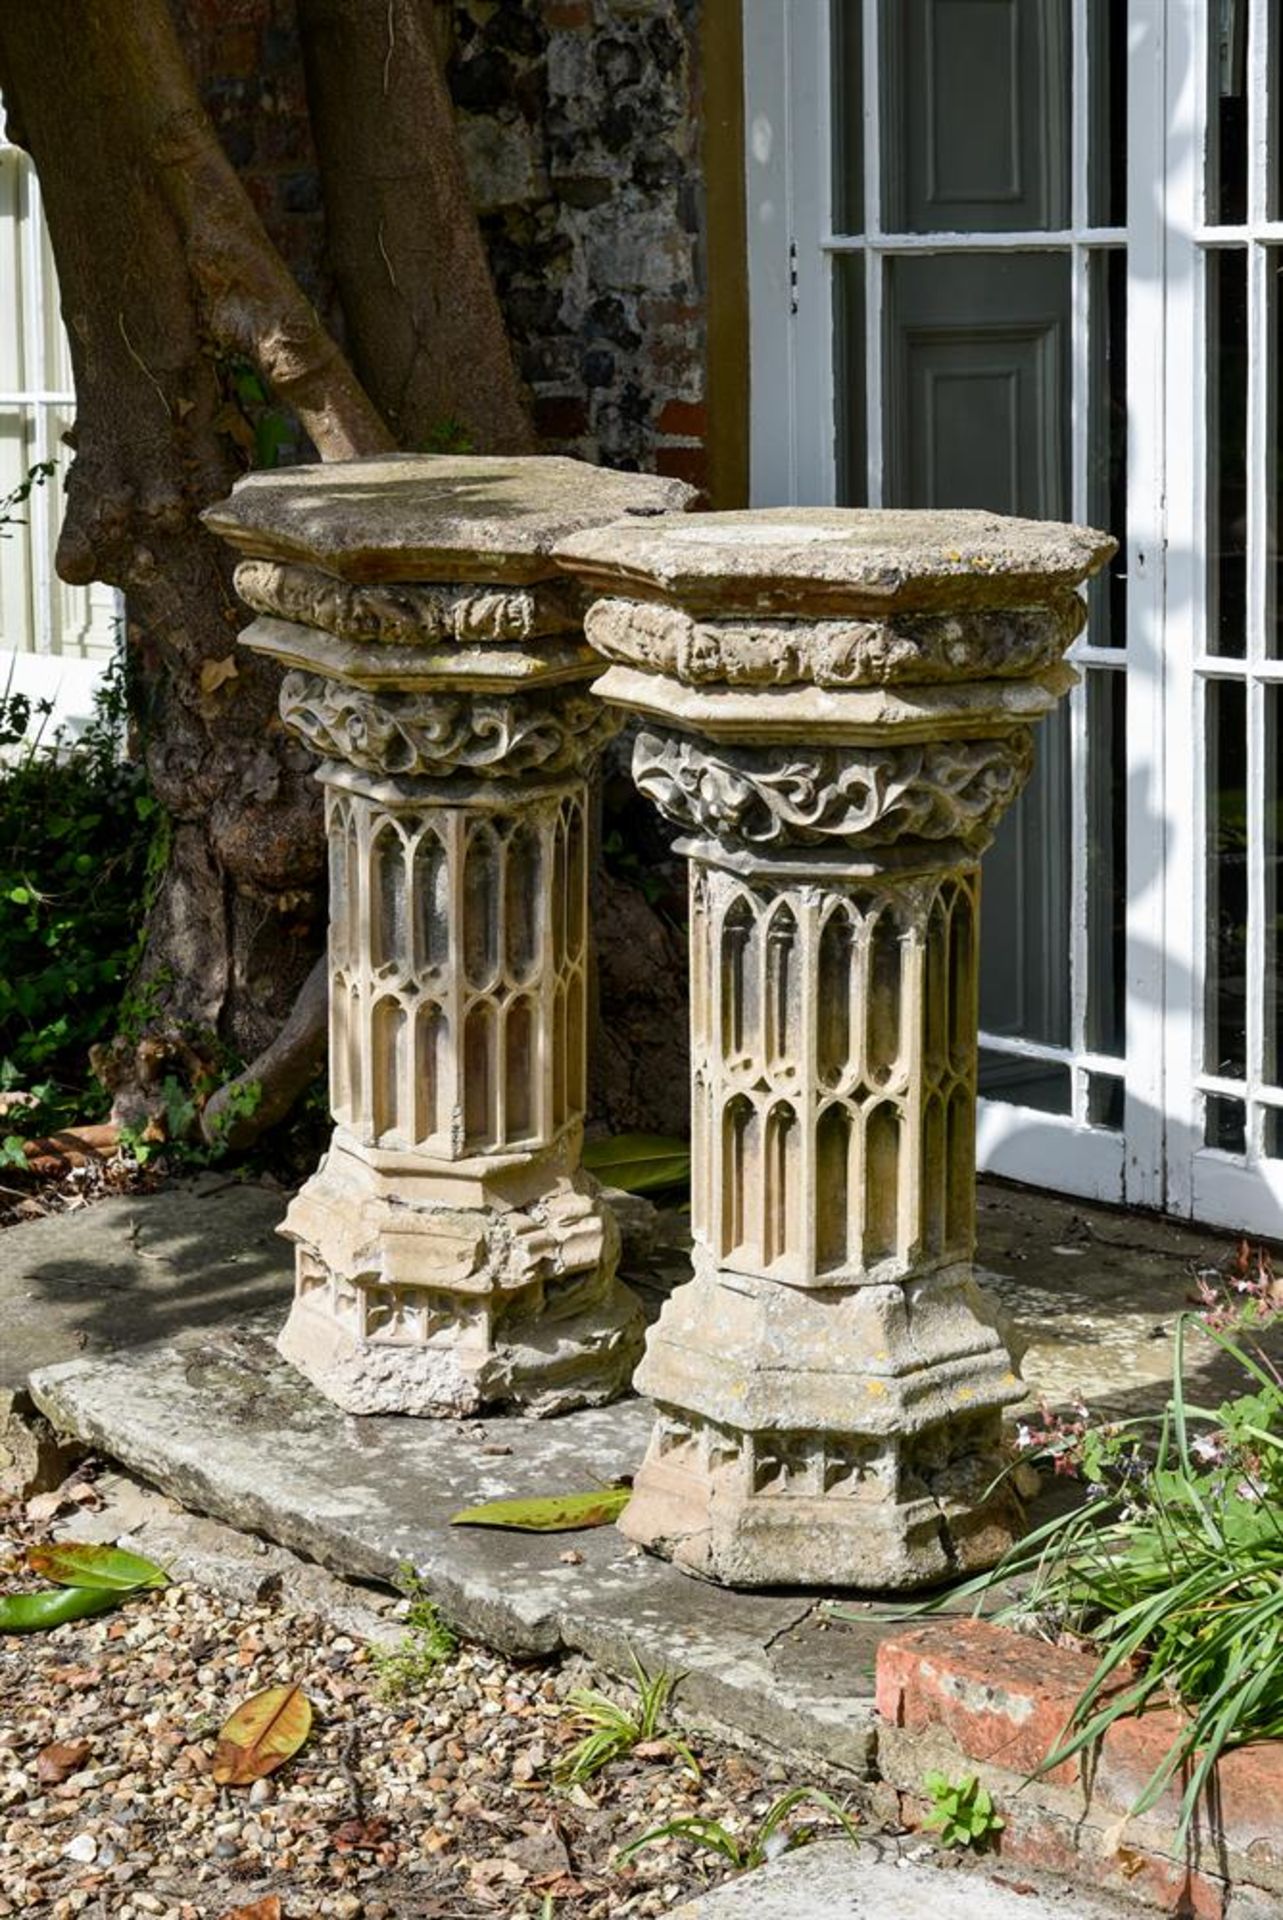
[616,1257,1025,1589]
[276,1134,645,1417]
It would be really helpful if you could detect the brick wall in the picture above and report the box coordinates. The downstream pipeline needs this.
[182,0,712,495]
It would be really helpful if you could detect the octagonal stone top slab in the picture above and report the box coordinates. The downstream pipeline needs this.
[203,454,695,586]
[554,506,1117,616]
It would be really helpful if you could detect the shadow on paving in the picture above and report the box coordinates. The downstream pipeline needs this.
[0,1175,293,1389]
[10,1170,1283,1780]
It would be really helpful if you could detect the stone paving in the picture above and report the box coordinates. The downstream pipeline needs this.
[0,1172,1251,1776]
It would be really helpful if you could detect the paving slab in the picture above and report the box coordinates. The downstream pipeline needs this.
[658,1841,1136,1920]
[29,1317,883,1775]
[9,1171,1260,1787]
[0,1176,293,1390]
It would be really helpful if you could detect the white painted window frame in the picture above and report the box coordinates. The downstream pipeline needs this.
[747,0,1135,1208]
[0,123,117,738]
[745,0,1283,1236]
[1166,0,1283,1235]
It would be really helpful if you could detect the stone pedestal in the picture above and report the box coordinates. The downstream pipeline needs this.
[206,454,693,1416]
[555,507,1115,1588]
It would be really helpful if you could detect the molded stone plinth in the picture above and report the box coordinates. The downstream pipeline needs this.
[208,454,694,1417]
[555,507,1115,1587]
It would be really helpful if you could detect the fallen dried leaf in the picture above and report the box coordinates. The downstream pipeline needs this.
[217,1899,283,1920]
[24,1491,66,1525]
[36,1739,91,1786]
[330,1814,391,1853]
[212,1682,313,1786]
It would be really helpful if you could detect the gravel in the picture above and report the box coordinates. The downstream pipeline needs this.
[0,1477,860,1920]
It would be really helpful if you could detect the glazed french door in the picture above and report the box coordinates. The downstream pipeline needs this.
[746,0,1283,1234]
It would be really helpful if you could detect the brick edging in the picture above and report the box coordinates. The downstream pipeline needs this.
[874,1619,1283,1919]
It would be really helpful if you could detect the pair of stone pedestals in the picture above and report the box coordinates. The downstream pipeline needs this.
[208,457,1113,1592]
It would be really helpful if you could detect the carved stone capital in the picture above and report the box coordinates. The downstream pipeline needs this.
[631,724,1035,850]
[280,670,622,780]
[584,593,1083,689]
[235,557,582,646]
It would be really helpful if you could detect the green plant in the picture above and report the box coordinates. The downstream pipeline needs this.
[556,1650,698,1784]
[582,1133,691,1196]
[846,1246,1283,1844]
[620,1785,860,1871]
[372,1567,457,1700]
[0,639,155,1133]
[921,1772,1004,1850]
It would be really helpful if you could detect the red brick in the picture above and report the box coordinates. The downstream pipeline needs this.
[657,398,707,438]
[878,1619,1283,1909]
[875,1620,1097,1786]
[654,445,708,492]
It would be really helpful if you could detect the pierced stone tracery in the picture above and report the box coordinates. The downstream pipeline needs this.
[554,503,1116,1591]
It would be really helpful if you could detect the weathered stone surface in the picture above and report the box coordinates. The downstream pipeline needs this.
[278,670,620,779]
[584,592,1086,687]
[592,660,1076,745]
[27,1335,880,1775]
[563,505,1110,1589]
[630,727,1036,850]
[205,453,694,585]
[0,1179,295,1392]
[0,1388,84,1500]
[556,507,1117,614]
[234,558,583,646]
[278,1144,642,1418]
[210,454,696,1419]
[240,614,600,691]
[660,1840,1133,1920]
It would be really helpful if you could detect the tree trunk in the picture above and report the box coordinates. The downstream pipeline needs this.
[0,0,392,1111]
[296,0,534,455]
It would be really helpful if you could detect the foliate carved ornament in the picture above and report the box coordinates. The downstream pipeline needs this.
[280,669,621,779]
[631,725,1035,850]
[235,557,581,646]
[584,593,1082,689]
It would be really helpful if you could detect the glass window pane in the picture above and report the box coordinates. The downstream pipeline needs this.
[1205,1093,1247,1153]
[980,699,1073,1049]
[1271,249,1282,658]
[1266,1108,1283,1159]
[1087,0,1127,227]
[1087,249,1127,647]
[1205,677,1248,1080]
[1273,1,1282,221]
[1267,687,1282,1085]
[1207,249,1248,659]
[1209,0,1250,225]
[978,1051,1072,1115]
[883,252,1071,516]
[1086,669,1126,1056]
[834,257,868,507]
[832,0,865,235]
[880,0,1070,233]
[1087,1073,1124,1128]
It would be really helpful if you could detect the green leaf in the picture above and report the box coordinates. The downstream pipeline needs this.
[26,1542,169,1591]
[583,1133,691,1194]
[0,1586,120,1633]
[449,1486,631,1532]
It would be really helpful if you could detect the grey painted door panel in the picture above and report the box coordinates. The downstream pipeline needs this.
[881,0,1071,233]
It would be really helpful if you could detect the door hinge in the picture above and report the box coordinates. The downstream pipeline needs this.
[789,240,799,316]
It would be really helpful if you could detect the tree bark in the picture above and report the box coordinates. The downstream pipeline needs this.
[0,0,392,1090]
[296,0,535,455]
